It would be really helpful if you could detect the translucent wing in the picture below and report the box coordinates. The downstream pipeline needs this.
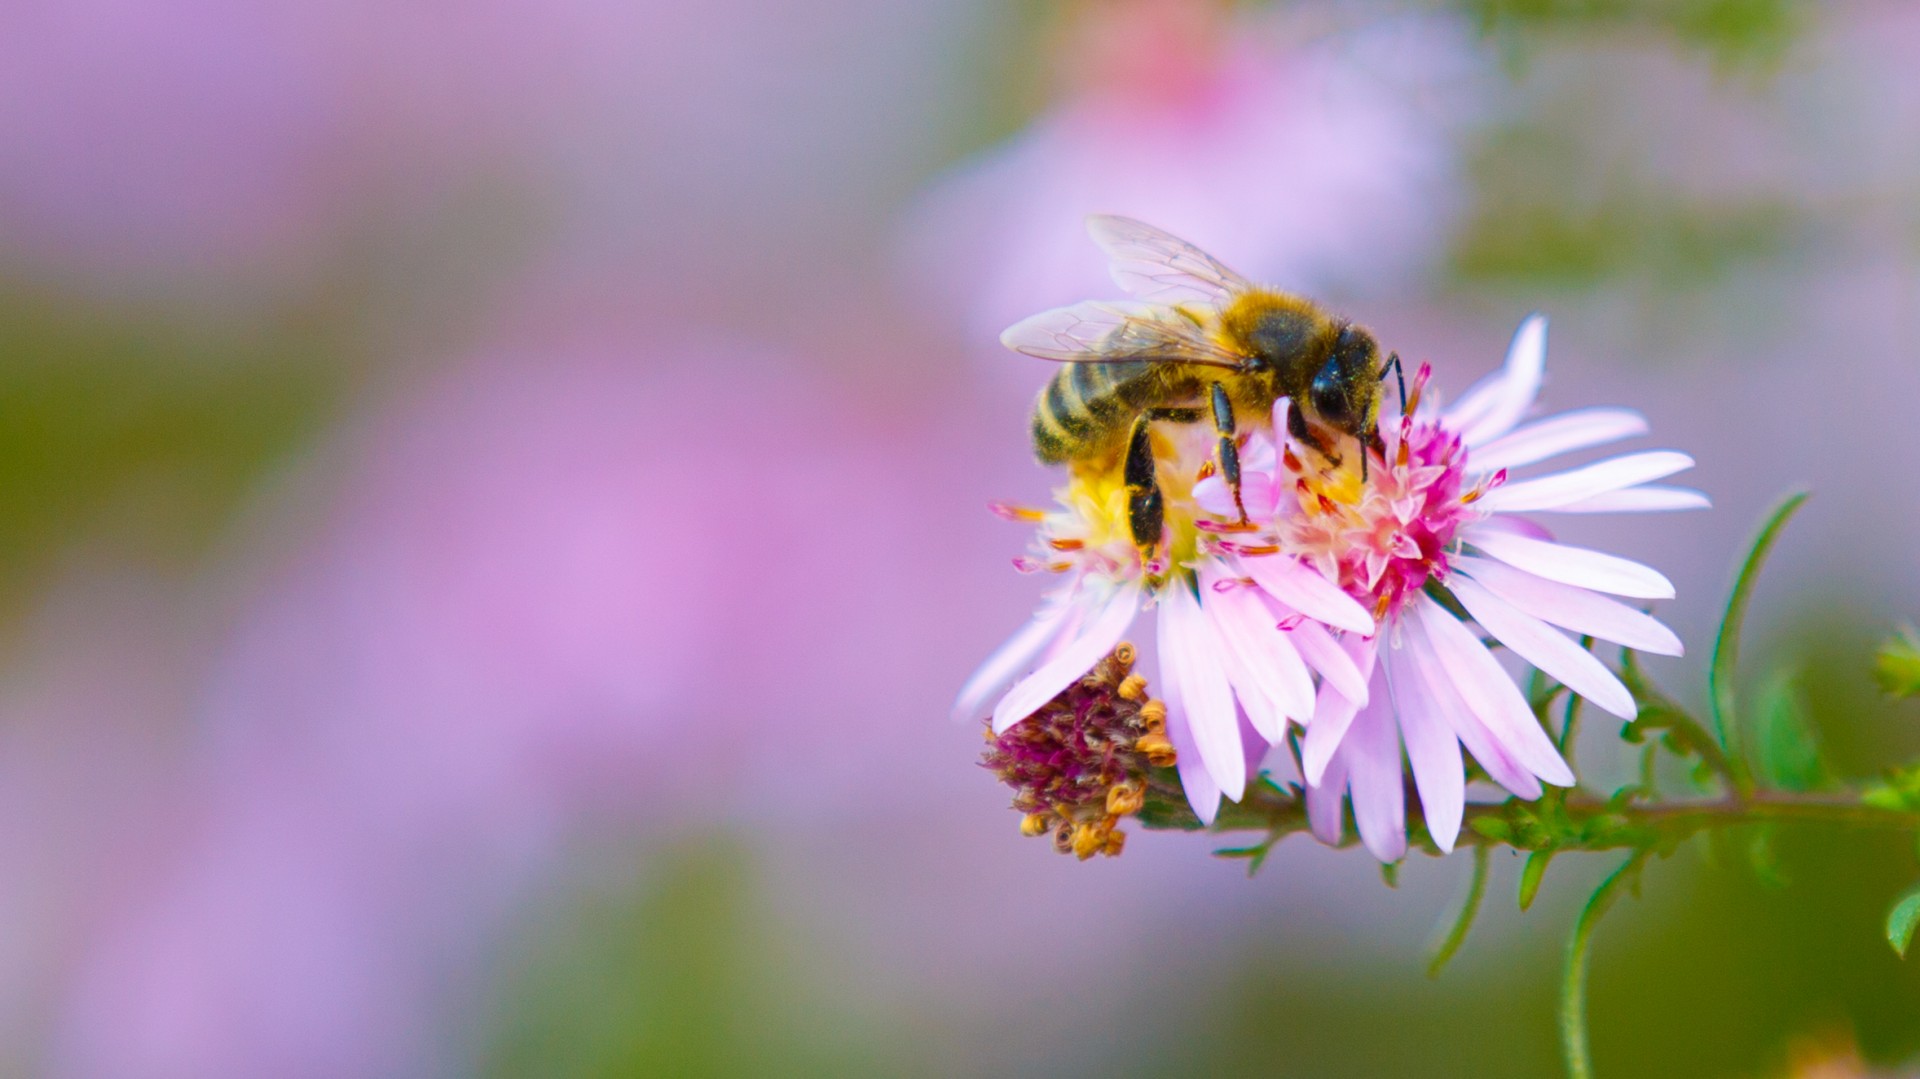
[1000,300,1246,369]
[1086,215,1253,306]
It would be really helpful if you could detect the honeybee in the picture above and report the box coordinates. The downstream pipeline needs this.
[1001,215,1402,565]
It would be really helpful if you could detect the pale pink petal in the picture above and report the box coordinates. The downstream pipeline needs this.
[1455,555,1682,656]
[1163,583,1246,801]
[950,595,1077,721]
[1300,637,1379,785]
[1450,576,1637,720]
[1239,553,1376,635]
[1270,397,1292,438]
[1385,648,1464,853]
[1467,407,1649,472]
[1471,514,1554,542]
[1288,618,1372,705]
[1194,472,1279,520]
[1201,566,1316,725]
[1449,313,1547,446]
[1465,526,1674,600]
[1305,745,1348,847]
[1239,705,1270,780]
[1344,694,1407,862]
[1161,594,1221,824]
[1412,596,1575,787]
[1399,615,1542,798]
[1548,485,1712,514]
[991,584,1141,734]
[1205,614,1286,744]
[1478,451,1695,514]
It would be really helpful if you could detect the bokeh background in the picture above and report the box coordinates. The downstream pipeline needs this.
[2,0,1918,1075]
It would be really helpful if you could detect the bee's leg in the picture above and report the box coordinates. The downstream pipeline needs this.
[1285,398,1340,467]
[1380,352,1406,414]
[1207,383,1249,525]
[1123,413,1165,573]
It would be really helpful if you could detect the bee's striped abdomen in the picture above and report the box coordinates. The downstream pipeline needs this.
[1032,362,1137,464]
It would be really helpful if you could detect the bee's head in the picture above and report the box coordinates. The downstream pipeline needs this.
[1308,323,1382,438]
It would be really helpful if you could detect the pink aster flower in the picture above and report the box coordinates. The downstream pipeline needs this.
[952,420,1376,826]
[1193,315,1706,861]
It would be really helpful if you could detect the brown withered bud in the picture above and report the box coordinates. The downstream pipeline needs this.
[980,643,1174,860]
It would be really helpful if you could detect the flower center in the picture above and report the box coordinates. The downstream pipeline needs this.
[1276,415,1486,620]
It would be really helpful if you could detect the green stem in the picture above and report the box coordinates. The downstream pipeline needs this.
[1141,778,1920,853]
[1562,850,1650,1079]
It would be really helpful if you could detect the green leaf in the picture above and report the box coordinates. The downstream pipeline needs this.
[1875,625,1920,699]
[1212,842,1274,877]
[1380,861,1401,889]
[1709,489,1810,797]
[1887,886,1920,958]
[1519,850,1554,911]
[1753,668,1828,791]
[1428,847,1491,979]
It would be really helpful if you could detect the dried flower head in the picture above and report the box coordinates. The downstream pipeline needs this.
[980,643,1172,859]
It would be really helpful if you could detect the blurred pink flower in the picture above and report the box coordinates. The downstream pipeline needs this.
[46,303,950,1075]
[0,0,967,299]
[904,4,1476,365]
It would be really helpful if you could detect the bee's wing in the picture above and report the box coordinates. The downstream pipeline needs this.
[1000,300,1246,369]
[1086,215,1253,306]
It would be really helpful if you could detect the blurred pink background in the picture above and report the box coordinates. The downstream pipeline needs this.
[1,1,1918,1076]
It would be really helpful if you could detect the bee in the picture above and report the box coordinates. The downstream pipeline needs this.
[1001,215,1403,566]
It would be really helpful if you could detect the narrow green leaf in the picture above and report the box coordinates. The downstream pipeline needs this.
[1380,861,1400,889]
[1519,850,1554,911]
[1753,668,1827,792]
[1875,625,1920,699]
[1428,846,1491,979]
[1212,842,1273,877]
[1562,851,1651,1079]
[1709,489,1810,797]
[1887,887,1920,958]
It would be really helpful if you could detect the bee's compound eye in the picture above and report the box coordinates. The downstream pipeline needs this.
[1310,363,1355,429]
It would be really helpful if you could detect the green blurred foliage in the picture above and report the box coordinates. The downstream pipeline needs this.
[0,285,342,609]
[1456,0,1805,68]
[1874,626,1920,700]
[1450,126,1802,296]
[482,840,899,1079]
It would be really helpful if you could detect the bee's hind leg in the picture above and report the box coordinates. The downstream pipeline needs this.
[1123,414,1166,576]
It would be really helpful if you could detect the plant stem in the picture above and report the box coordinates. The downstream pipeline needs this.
[1141,780,1920,854]
[1562,850,1650,1079]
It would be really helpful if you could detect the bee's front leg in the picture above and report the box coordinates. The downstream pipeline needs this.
[1207,383,1248,526]
[1123,414,1165,575]
[1285,398,1341,468]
